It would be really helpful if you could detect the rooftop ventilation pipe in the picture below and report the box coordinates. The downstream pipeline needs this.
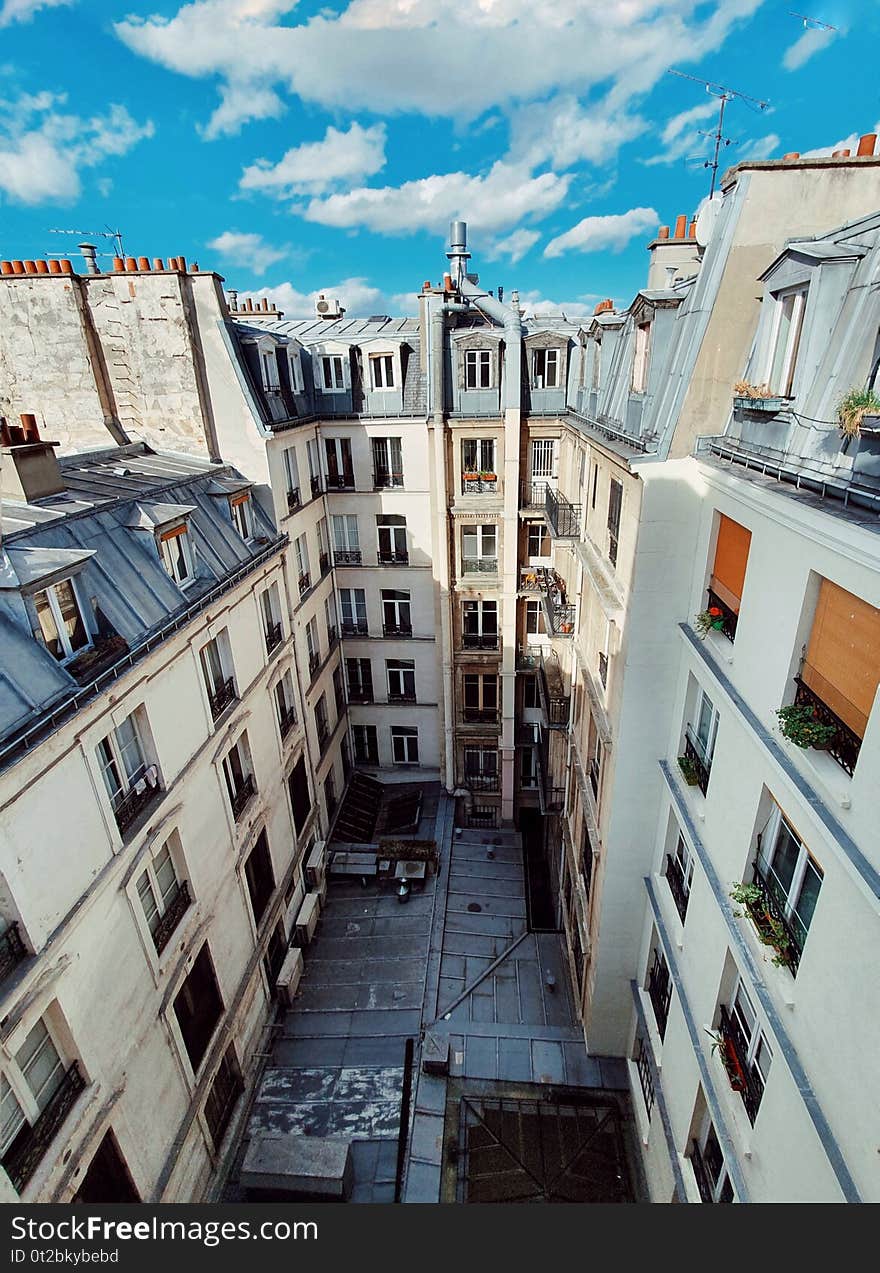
[78,243,99,275]
[448,221,523,409]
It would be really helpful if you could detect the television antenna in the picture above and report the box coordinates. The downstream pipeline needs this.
[668,69,770,197]
[788,11,838,32]
[48,226,125,258]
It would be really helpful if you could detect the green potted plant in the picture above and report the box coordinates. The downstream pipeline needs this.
[694,606,725,637]
[837,386,880,440]
[730,882,795,969]
[705,1028,746,1092]
[775,703,836,750]
[677,754,701,786]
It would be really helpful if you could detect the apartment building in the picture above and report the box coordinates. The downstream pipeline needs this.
[0,439,320,1201]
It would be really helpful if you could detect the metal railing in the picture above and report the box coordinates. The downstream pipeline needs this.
[529,566,576,636]
[545,486,581,539]
[461,632,498,650]
[319,551,330,576]
[0,922,27,984]
[264,621,283,654]
[690,1140,716,1204]
[520,480,554,509]
[718,1006,764,1125]
[534,644,570,728]
[750,854,804,972]
[3,1062,86,1192]
[309,474,323,497]
[327,624,338,648]
[462,708,498,724]
[683,726,711,796]
[461,476,498,494]
[208,676,236,720]
[341,621,369,638]
[231,774,256,820]
[377,551,409,566]
[383,623,413,638]
[665,853,690,924]
[297,572,312,597]
[286,487,301,511]
[706,588,739,642]
[308,649,320,677]
[461,557,498,575]
[113,779,162,836]
[373,469,405,489]
[463,771,499,792]
[279,705,298,738]
[325,472,355,491]
[347,687,374,703]
[793,672,863,777]
[152,880,191,954]
[598,651,608,688]
[647,951,671,1040]
[635,1037,655,1119]
[333,549,362,566]
[388,690,417,703]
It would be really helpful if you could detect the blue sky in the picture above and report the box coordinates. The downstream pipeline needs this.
[0,1,873,318]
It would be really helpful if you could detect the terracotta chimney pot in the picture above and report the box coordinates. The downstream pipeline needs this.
[125,257,137,272]
[153,258,165,271]
[23,261,36,274]
[48,260,61,274]
[35,260,49,274]
[177,256,187,272]
[0,261,13,275]
[657,226,670,240]
[857,133,877,156]
[832,149,851,158]
[137,256,150,271]
[60,259,74,275]
[113,257,124,272]
[673,214,687,239]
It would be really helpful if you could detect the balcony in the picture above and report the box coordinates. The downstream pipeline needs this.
[334,549,362,566]
[463,771,499,792]
[264,621,283,654]
[461,632,498,651]
[2,1062,86,1193]
[377,551,409,566]
[0,921,27,984]
[383,622,412,638]
[152,880,191,955]
[520,481,554,509]
[462,707,498,725]
[373,469,404,489]
[544,486,581,539]
[526,566,576,636]
[647,952,671,1040]
[461,474,498,495]
[705,588,738,642]
[208,676,236,720]
[308,649,320,678]
[325,471,355,491]
[680,726,711,796]
[533,644,570,728]
[286,487,301,512]
[230,774,256,820]
[462,557,498,576]
[279,705,298,739]
[718,1006,763,1125]
[743,857,804,973]
[319,551,330,577]
[298,571,312,598]
[389,690,417,704]
[347,687,374,704]
[112,775,162,837]
[341,621,369,638]
[665,853,690,924]
[792,669,863,776]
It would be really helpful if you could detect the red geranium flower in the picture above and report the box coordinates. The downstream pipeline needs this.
[708,606,722,617]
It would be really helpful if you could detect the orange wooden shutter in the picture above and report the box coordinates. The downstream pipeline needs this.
[804,579,880,736]
[230,491,250,508]
[710,515,752,612]
[159,524,187,541]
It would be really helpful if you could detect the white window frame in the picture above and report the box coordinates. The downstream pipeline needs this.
[463,745,497,777]
[462,524,497,564]
[287,349,303,394]
[527,522,549,560]
[465,348,492,390]
[377,516,407,560]
[463,672,498,713]
[1,1015,69,1159]
[673,833,694,899]
[463,599,498,637]
[369,353,395,390]
[532,347,560,389]
[137,835,183,941]
[525,599,544,635]
[261,348,280,391]
[295,533,310,578]
[32,576,92,663]
[390,725,419,765]
[631,321,651,393]
[274,669,297,732]
[694,689,719,766]
[229,493,254,542]
[222,733,253,806]
[381,589,411,629]
[765,285,807,397]
[97,712,151,810]
[461,437,496,475]
[757,805,823,946]
[283,447,300,495]
[728,979,773,1094]
[352,722,378,764]
[530,438,557,481]
[694,1115,734,1203]
[386,659,416,700]
[332,514,360,553]
[321,354,345,392]
[339,588,367,631]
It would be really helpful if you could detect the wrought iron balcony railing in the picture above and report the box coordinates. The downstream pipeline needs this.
[598,651,608,688]
[152,880,191,954]
[383,622,412,638]
[208,676,236,720]
[308,649,320,677]
[298,571,312,597]
[333,549,362,566]
[463,771,499,792]
[347,686,373,703]
[793,670,863,777]
[520,480,554,509]
[309,474,322,497]
[327,625,338,648]
[462,707,499,724]
[533,644,570,728]
[377,551,409,566]
[373,469,405,489]
[230,774,256,820]
[461,632,499,650]
[706,587,738,641]
[718,1005,764,1126]
[544,485,581,539]
[748,855,804,972]
[3,1062,86,1192]
[286,487,301,511]
[113,777,162,836]
[461,475,498,494]
[279,705,298,739]
[325,472,355,491]
[635,1037,655,1119]
[264,621,283,654]
[0,921,27,984]
[319,551,330,576]
[683,725,712,796]
[388,690,417,703]
[341,621,369,638]
[647,951,671,1040]
[462,557,498,575]
[690,1140,716,1204]
[665,853,690,924]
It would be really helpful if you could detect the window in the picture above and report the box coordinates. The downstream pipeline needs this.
[33,577,91,662]
[766,286,807,396]
[581,819,594,896]
[173,944,223,1073]
[465,348,492,389]
[377,514,408,563]
[325,437,353,488]
[244,830,275,927]
[531,438,556,482]
[527,523,550,559]
[137,835,188,953]
[369,354,394,389]
[723,981,772,1124]
[667,833,693,923]
[261,348,280,390]
[607,478,622,568]
[305,616,320,675]
[634,1035,655,1120]
[691,1118,734,1204]
[382,589,411,636]
[321,354,345,391]
[463,673,497,722]
[462,599,498,648]
[631,321,651,393]
[756,805,822,962]
[372,437,403,488]
[222,733,255,820]
[324,771,337,819]
[264,921,286,990]
[525,599,544,636]
[391,725,419,765]
[387,658,415,702]
[306,438,321,496]
[694,690,719,768]
[97,711,158,834]
[708,514,752,638]
[283,448,300,506]
[461,524,497,574]
[353,723,379,765]
[520,746,537,788]
[316,517,330,573]
[314,694,329,749]
[591,340,601,390]
[591,463,598,509]
[287,350,303,394]
[260,583,283,654]
[275,669,297,737]
[74,1130,140,1203]
[332,514,360,564]
[589,734,603,803]
[324,594,336,645]
[532,347,560,389]
[204,1046,243,1153]
[339,588,368,636]
[463,745,498,789]
[295,533,311,592]
[333,663,345,713]
[158,523,195,587]
[523,675,539,709]
[646,948,671,1040]
[287,755,311,835]
[346,657,373,702]
[462,438,496,478]
[1,1016,82,1193]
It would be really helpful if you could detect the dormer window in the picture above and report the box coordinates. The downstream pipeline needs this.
[766,287,807,397]
[532,348,560,390]
[261,348,280,391]
[321,355,345,392]
[229,492,254,541]
[465,349,492,390]
[287,350,303,394]
[158,522,195,587]
[33,577,91,663]
[370,353,394,389]
[632,321,651,394]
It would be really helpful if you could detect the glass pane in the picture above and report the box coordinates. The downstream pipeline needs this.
[138,869,159,933]
[769,822,800,899]
[154,845,178,904]
[696,693,715,752]
[98,737,123,802]
[116,716,145,782]
[0,1075,26,1156]
[794,858,822,935]
[17,1020,64,1111]
[34,590,62,659]
[55,580,88,652]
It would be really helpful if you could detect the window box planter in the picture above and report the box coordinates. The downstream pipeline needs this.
[775,703,836,751]
[677,754,702,786]
[694,606,726,637]
[709,1031,747,1093]
[732,395,788,414]
[729,882,796,970]
[462,472,479,482]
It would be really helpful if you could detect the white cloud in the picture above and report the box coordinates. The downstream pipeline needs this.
[737,133,780,161]
[238,276,385,318]
[0,0,71,27]
[508,95,644,171]
[487,228,540,264]
[0,91,154,205]
[517,290,599,320]
[782,24,836,72]
[544,206,658,258]
[115,0,764,133]
[202,82,285,140]
[240,122,386,197]
[207,230,287,274]
[302,161,572,239]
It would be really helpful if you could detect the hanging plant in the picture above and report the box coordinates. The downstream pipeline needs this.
[837,386,880,439]
[694,606,725,637]
[775,704,836,749]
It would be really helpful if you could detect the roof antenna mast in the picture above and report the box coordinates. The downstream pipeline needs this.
[667,69,770,198]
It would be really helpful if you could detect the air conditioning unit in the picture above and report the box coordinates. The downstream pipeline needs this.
[305,840,326,890]
[294,890,321,947]
[315,293,343,319]
[275,946,304,1006]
